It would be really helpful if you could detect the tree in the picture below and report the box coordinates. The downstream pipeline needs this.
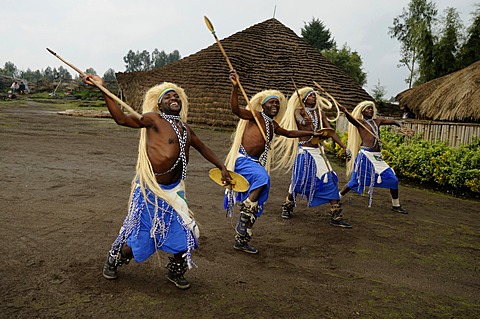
[124,49,181,72]
[389,0,438,87]
[301,18,336,51]
[322,44,367,87]
[103,68,117,81]
[432,7,463,78]
[85,67,97,75]
[458,5,480,68]
[371,79,387,102]
[57,66,72,80]
[0,61,19,78]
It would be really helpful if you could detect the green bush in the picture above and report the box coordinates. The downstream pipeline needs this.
[327,128,479,195]
[381,128,479,195]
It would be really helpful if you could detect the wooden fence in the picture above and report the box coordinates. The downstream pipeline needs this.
[336,115,479,147]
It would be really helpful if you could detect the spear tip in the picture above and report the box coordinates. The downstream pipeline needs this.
[46,48,56,55]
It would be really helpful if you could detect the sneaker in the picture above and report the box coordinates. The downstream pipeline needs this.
[330,219,353,228]
[392,206,408,214]
[233,242,258,254]
[103,254,118,280]
[166,273,191,290]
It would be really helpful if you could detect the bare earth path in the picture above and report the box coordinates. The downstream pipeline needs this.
[1,101,479,319]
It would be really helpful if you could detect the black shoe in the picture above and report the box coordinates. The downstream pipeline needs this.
[166,273,191,290]
[281,202,294,219]
[233,241,258,254]
[330,219,352,228]
[392,206,408,214]
[281,209,291,219]
[103,254,118,280]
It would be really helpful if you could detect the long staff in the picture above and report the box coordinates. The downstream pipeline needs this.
[292,78,335,183]
[46,48,142,120]
[313,81,382,144]
[204,16,268,143]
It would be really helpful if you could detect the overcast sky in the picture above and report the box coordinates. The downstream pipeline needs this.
[2,0,477,98]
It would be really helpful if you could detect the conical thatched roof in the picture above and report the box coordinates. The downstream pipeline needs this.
[116,18,372,127]
[396,60,480,123]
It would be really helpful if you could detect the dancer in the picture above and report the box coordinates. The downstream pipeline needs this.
[274,87,352,228]
[339,101,407,213]
[83,74,232,289]
[225,70,328,253]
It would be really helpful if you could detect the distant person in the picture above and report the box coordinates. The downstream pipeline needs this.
[82,74,232,290]
[339,101,408,214]
[401,106,415,119]
[19,82,26,94]
[10,81,19,93]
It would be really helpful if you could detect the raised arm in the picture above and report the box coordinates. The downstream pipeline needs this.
[230,70,254,120]
[83,74,146,128]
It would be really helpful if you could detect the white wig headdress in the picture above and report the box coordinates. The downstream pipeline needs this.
[225,89,286,174]
[346,100,377,177]
[272,87,331,171]
[132,82,192,217]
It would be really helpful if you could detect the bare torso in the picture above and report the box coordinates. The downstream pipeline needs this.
[241,112,274,158]
[144,113,191,184]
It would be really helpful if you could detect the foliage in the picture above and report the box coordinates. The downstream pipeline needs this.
[390,2,480,87]
[326,127,480,195]
[381,129,480,194]
[0,61,19,78]
[370,79,388,102]
[103,68,117,82]
[389,0,438,88]
[322,44,367,87]
[301,17,366,87]
[432,7,463,78]
[123,49,181,72]
[301,18,336,51]
[458,4,480,68]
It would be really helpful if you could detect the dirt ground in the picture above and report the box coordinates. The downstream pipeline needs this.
[1,101,479,319]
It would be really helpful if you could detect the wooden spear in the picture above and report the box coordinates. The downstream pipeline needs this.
[204,16,268,143]
[46,48,142,120]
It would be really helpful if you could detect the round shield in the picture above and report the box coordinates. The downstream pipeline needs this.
[311,128,335,145]
[209,168,249,192]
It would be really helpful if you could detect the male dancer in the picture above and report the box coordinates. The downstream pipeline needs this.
[225,70,327,253]
[339,101,407,213]
[274,87,352,228]
[83,74,231,289]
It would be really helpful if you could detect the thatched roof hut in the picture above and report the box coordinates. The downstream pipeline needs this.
[116,18,372,127]
[396,60,480,123]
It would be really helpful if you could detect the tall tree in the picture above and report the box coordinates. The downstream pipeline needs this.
[432,7,463,78]
[322,44,367,87]
[458,5,480,68]
[301,18,336,51]
[389,0,438,87]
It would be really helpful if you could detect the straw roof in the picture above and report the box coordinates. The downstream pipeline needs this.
[116,18,372,127]
[396,60,480,123]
